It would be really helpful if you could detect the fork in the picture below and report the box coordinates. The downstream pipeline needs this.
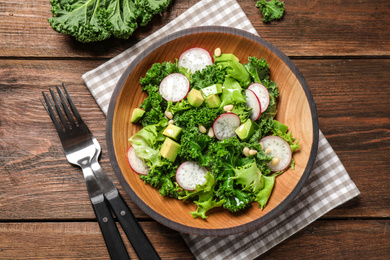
[41,84,160,260]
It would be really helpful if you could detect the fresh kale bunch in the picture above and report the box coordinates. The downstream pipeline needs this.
[48,0,172,43]
[256,0,285,23]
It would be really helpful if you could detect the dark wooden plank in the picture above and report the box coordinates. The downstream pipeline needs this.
[0,58,389,221]
[295,59,390,218]
[244,0,390,57]
[0,0,389,58]
[259,220,390,259]
[0,220,388,259]
[0,222,195,259]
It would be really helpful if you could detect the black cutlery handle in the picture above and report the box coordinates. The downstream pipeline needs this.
[92,196,130,260]
[107,191,160,260]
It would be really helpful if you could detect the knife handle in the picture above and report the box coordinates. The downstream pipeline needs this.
[106,190,160,260]
[92,196,130,260]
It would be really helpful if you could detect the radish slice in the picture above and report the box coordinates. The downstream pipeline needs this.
[245,89,261,121]
[159,73,190,102]
[127,146,149,175]
[176,161,208,191]
[248,83,270,113]
[260,136,292,172]
[213,112,241,140]
[178,47,213,73]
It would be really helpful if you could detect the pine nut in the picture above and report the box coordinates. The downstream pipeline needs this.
[214,47,222,57]
[271,157,280,166]
[265,148,272,154]
[223,104,234,112]
[259,141,264,150]
[199,125,207,133]
[208,128,214,138]
[165,111,173,119]
[249,149,258,156]
[168,120,174,125]
[243,147,250,157]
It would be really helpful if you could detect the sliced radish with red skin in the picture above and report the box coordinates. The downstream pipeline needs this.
[245,89,261,121]
[178,47,213,73]
[213,112,241,140]
[159,73,190,102]
[248,83,270,113]
[260,136,292,172]
[176,161,208,191]
[127,146,149,175]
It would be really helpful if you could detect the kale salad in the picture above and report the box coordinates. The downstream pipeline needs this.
[127,47,300,219]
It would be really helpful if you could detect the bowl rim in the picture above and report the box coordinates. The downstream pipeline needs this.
[106,26,319,236]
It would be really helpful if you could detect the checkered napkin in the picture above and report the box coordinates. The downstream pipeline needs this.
[82,0,360,259]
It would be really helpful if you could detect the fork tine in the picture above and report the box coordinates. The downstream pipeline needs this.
[62,83,83,124]
[49,88,70,130]
[41,92,62,133]
[56,85,77,128]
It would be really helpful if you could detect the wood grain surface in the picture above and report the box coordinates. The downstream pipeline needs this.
[0,0,389,259]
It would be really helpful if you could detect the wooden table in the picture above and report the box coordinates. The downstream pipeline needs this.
[1,0,389,259]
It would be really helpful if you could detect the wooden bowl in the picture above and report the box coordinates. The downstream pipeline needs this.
[106,26,319,236]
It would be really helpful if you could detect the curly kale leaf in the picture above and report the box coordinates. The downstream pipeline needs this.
[223,189,254,212]
[48,0,172,43]
[99,0,140,39]
[139,84,167,127]
[140,61,179,87]
[191,64,227,90]
[178,127,213,165]
[140,158,179,198]
[48,0,111,43]
[138,0,173,26]
[173,106,223,130]
[256,0,285,23]
[166,100,192,114]
[173,107,222,165]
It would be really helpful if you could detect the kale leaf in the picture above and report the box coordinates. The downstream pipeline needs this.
[140,61,179,87]
[256,0,285,23]
[191,64,226,90]
[48,0,172,43]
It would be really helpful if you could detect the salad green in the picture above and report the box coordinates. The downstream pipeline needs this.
[128,49,299,219]
[256,0,285,23]
[48,0,172,43]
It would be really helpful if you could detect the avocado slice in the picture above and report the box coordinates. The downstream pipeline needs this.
[130,108,145,123]
[235,119,255,141]
[187,88,204,107]
[160,138,181,162]
[273,120,288,134]
[163,124,182,141]
[214,53,240,63]
[201,84,222,97]
[205,94,221,108]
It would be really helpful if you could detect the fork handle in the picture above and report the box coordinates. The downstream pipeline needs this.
[92,196,130,260]
[106,190,161,260]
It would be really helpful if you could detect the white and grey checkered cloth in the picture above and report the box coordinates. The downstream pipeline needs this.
[82,0,360,259]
